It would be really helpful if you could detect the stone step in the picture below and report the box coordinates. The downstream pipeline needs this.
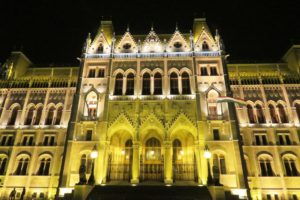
[86,185,212,200]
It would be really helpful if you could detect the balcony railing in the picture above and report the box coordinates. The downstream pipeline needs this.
[85,51,221,59]
[207,115,224,120]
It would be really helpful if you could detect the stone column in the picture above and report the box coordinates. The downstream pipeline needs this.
[194,141,203,185]
[131,142,140,184]
[178,75,182,95]
[164,141,173,184]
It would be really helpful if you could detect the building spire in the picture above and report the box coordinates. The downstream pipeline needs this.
[175,22,178,31]
[126,24,130,32]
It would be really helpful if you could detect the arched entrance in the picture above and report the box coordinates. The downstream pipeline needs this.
[141,137,164,181]
[172,131,197,182]
[107,132,133,182]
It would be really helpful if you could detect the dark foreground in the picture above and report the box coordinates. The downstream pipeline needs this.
[86,185,212,200]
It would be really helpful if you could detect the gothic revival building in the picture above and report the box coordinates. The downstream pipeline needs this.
[0,18,300,200]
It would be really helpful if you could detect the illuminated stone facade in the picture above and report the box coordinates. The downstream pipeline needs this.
[0,18,300,200]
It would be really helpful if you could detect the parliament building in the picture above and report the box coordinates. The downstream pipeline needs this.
[0,18,300,200]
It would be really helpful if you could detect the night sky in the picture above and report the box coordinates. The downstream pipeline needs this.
[0,0,300,65]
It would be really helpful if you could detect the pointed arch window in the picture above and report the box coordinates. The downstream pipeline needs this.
[34,106,43,125]
[126,73,135,95]
[207,90,221,118]
[277,104,288,123]
[55,106,63,125]
[269,104,278,123]
[0,157,7,175]
[181,72,191,94]
[154,73,162,95]
[247,105,256,123]
[25,107,35,125]
[142,73,151,95]
[37,158,51,176]
[45,106,55,125]
[202,41,209,51]
[170,72,179,95]
[86,92,98,118]
[114,73,123,95]
[8,106,19,125]
[256,104,265,123]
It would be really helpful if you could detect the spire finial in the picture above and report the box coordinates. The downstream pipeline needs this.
[175,22,178,31]
[151,23,154,31]
[126,24,130,32]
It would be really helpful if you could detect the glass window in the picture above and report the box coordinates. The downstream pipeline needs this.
[154,73,162,95]
[142,73,151,95]
[88,68,96,78]
[126,73,135,95]
[181,72,191,95]
[170,72,179,95]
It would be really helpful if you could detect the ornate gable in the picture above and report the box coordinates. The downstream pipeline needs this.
[140,113,164,131]
[108,112,135,138]
[87,32,111,54]
[115,31,138,53]
[167,30,190,52]
[141,29,163,53]
[168,112,197,137]
[194,28,218,51]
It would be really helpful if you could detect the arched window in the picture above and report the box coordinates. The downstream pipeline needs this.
[25,106,35,125]
[277,104,288,123]
[170,72,179,95]
[207,90,221,118]
[80,154,92,174]
[114,73,123,95]
[34,106,43,125]
[45,106,55,125]
[37,158,51,176]
[295,103,300,122]
[8,105,19,125]
[55,106,63,125]
[258,155,274,176]
[126,73,135,95]
[202,41,209,51]
[213,154,226,174]
[247,105,256,123]
[269,104,278,123]
[15,157,30,175]
[0,157,7,175]
[145,137,161,161]
[256,104,265,123]
[181,72,191,94]
[154,73,162,95]
[85,92,97,118]
[142,73,151,95]
[282,155,299,176]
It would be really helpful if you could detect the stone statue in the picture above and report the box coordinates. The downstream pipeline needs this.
[78,164,87,185]
[212,165,222,186]
[9,188,16,200]
[20,187,26,200]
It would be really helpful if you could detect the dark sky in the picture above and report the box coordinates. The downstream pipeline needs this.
[0,0,300,65]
